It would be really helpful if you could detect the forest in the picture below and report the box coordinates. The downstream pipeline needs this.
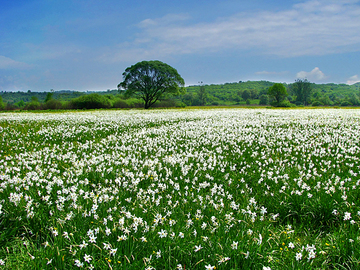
[0,80,360,110]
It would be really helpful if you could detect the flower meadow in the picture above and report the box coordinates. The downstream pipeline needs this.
[0,108,360,270]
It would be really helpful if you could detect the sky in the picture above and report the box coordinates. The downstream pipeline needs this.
[1,0,360,91]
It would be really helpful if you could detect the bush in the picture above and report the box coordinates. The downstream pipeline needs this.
[175,101,186,108]
[0,96,5,110]
[276,100,293,107]
[341,100,352,107]
[24,101,42,110]
[153,99,176,108]
[259,94,269,105]
[44,99,63,110]
[312,100,324,107]
[70,94,111,109]
[113,99,131,108]
[5,103,18,111]
[124,98,144,108]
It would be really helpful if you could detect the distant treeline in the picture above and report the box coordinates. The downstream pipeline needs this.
[0,91,181,111]
[1,81,360,111]
[183,81,360,107]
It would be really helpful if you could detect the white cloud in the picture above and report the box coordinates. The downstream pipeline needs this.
[108,0,360,60]
[347,75,360,85]
[296,67,327,81]
[0,55,31,69]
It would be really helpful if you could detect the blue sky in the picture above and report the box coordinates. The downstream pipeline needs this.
[1,0,360,91]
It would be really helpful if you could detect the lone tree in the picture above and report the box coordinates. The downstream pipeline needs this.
[118,60,185,109]
[268,83,288,106]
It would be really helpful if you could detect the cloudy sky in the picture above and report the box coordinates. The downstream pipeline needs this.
[1,0,360,91]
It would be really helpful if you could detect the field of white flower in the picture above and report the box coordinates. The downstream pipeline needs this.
[0,109,360,270]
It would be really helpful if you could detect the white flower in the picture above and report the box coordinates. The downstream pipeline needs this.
[205,264,215,270]
[110,248,117,256]
[63,231,70,239]
[231,241,238,250]
[140,236,147,242]
[295,252,302,261]
[194,245,203,252]
[344,212,351,221]
[288,242,295,249]
[308,250,316,260]
[257,233,263,245]
[84,254,92,263]
[103,243,111,250]
[74,259,84,267]
[89,235,97,243]
[158,229,168,238]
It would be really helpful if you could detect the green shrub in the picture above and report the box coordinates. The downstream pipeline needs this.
[312,100,324,107]
[44,99,63,110]
[274,100,293,107]
[0,96,5,110]
[113,99,131,108]
[125,98,144,108]
[259,94,269,105]
[341,100,352,107]
[70,93,111,109]
[152,99,177,108]
[24,101,42,110]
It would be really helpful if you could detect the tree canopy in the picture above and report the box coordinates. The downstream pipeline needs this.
[268,83,288,106]
[291,79,313,106]
[118,60,185,109]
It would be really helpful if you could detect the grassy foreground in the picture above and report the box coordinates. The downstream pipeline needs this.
[0,109,360,269]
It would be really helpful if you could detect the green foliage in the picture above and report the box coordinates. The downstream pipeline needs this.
[70,93,111,109]
[15,100,25,108]
[24,96,42,110]
[291,79,313,106]
[312,100,324,107]
[44,99,63,110]
[193,85,207,106]
[44,92,54,103]
[118,60,185,109]
[259,94,269,105]
[0,80,359,110]
[268,83,288,106]
[0,95,4,110]
[319,95,332,106]
[242,90,251,101]
[341,100,352,107]
[349,93,360,106]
